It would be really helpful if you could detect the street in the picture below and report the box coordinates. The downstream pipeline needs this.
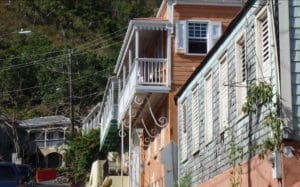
[34,181,69,187]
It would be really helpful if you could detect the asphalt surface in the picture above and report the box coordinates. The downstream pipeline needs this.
[34,181,69,187]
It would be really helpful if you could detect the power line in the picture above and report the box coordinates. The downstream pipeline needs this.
[0,26,127,63]
[0,50,65,62]
[1,66,114,94]
[75,26,127,50]
[0,39,122,73]
[0,34,124,72]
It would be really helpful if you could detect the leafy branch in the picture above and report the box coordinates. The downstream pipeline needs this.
[227,128,243,187]
[242,81,285,158]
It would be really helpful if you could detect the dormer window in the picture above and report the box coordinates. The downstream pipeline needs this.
[176,20,222,55]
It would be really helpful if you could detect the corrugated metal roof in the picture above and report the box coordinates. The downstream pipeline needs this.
[19,115,70,128]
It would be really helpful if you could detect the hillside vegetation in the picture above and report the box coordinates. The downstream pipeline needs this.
[0,0,160,121]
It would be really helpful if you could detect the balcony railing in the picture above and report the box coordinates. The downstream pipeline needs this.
[35,139,65,149]
[100,104,118,143]
[118,58,168,121]
[137,58,167,85]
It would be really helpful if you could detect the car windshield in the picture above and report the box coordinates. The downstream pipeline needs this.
[0,166,16,180]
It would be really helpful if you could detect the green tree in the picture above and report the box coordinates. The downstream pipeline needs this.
[64,129,103,183]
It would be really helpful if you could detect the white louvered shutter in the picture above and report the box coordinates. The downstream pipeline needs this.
[175,20,187,53]
[181,101,187,161]
[205,73,213,143]
[192,86,200,153]
[219,56,228,130]
[208,21,222,51]
[261,12,271,82]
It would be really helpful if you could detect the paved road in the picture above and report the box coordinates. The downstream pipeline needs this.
[34,181,69,187]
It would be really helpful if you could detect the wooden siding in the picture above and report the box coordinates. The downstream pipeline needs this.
[171,4,241,91]
[177,2,278,185]
[291,0,300,137]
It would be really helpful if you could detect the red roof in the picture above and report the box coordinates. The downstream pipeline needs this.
[132,17,167,21]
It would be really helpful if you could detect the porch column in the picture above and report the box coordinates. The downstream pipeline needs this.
[167,29,171,87]
[129,106,132,187]
[135,29,139,58]
[44,129,47,148]
[129,50,132,71]
[121,121,124,187]
[123,65,126,88]
[135,29,139,85]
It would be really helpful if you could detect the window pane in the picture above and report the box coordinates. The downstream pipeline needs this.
[189,39,207,54]
[188,22,207,53]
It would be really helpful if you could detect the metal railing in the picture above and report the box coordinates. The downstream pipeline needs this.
[35,139,65,148]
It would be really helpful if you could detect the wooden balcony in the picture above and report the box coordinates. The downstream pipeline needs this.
[99,77,121,152]
[115,19,171,126]
[118,57,170,125]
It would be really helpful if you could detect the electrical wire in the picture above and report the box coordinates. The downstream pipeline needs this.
[0,39,123,72]
[1,66,114,94]
[0,26,127,63]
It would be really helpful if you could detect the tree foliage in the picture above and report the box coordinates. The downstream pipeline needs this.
[64,129,102,182]
[0,0,159,120]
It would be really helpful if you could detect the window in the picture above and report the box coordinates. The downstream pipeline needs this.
[236,34,247,117]
[204,72,213,143]
[256,7,271,82]
[219,53,228,131]
[176,20,221,54]
[192,85,200,153]
[188,23,208,53]
[181,100,188,161]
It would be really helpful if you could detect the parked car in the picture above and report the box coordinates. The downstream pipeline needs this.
[17,164,34,187]
[0,162,24,187]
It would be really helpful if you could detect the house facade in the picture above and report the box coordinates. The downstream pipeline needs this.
[176,0,300,186]
[109,0,242,186]
[19,115,71,168]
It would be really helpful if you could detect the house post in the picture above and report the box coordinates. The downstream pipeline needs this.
[167,28,171,87]
[129,50,132,71]
[129,106,133,187]
[135,28,139,85]
[121,121,124,187]
[123,65,126,89]
[44,129,47,148]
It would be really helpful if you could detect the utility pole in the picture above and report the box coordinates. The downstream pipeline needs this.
[68,49,74,133]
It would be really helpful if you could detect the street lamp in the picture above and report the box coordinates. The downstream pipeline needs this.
[18,28,32,35]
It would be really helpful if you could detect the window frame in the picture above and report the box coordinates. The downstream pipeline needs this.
[175,20,221,55]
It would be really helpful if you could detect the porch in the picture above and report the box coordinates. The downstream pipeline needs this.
[114,19,171,127]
